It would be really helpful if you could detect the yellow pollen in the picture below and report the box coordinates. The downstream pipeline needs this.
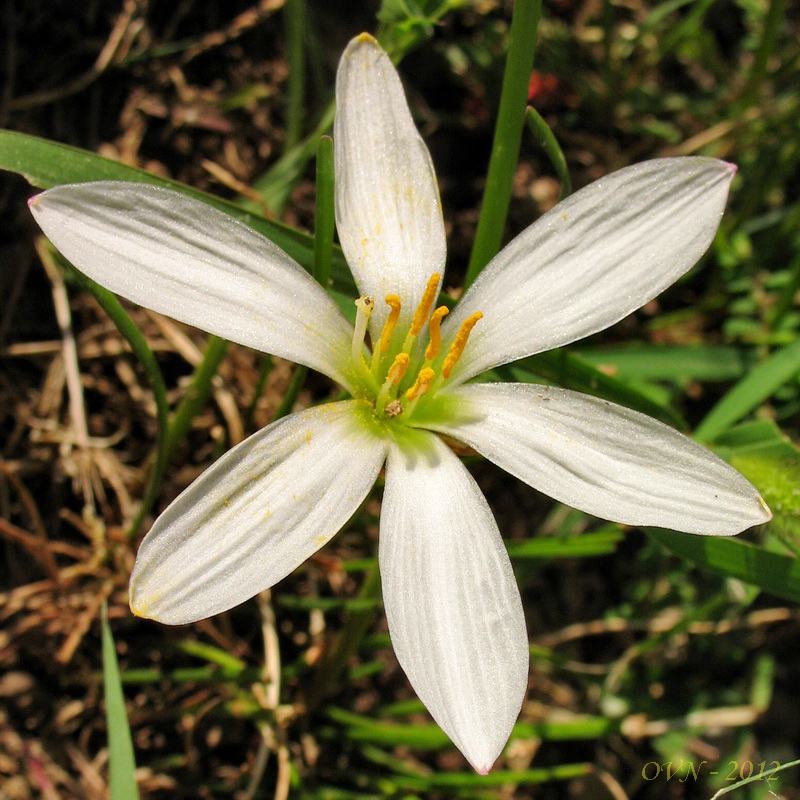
[442,312,483,378]
[425,306,449,361]
[378,295,402,353]
[405,368,435,401]
[387,353,410,385]
[410,274,441,335]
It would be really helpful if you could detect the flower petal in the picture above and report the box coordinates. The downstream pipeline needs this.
[30,182,358,390]
[380,432,528,773]
[444,158,736,383]
[334,34,446,337]
[426,383,771,534]
[130,401,386,625]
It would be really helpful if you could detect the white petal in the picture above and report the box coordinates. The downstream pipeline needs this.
[130,401,386,625]
[444,158,735,383]
[380,432,528,773]
[427,383,771,534]
[334,34,446,338]
[30,182,358,390]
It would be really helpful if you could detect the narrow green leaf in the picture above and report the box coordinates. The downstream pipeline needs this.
[739,0,790,106]
[314,135,336,288]
[176,639,246,671]
[465,0,542,287]
[504,349,686,429]
[393,763,590,789]
[647,530,800,604]
[271,364,308,422]
[507,528,623,559]
[716,420,800,544]
[165,336,229,461]
[284,0,307,151]
[708,757,800,799]
[249,104,337,218]
[327,706,616,749]
[102,604,139,800]
[694,337,800,442]
[575,344,751,383]
[525,105,571,198]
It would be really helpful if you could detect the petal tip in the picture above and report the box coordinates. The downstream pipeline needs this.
[722,160,738,176]
[346,32,380,56]
[129,590,153,621]
[757,495,773,523]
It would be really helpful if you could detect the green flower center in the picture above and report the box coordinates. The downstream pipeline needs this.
[349,273,481,426]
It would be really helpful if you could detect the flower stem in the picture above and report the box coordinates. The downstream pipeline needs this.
[465,0,542,288]
[313,135,335,288]
[165,335,229,460]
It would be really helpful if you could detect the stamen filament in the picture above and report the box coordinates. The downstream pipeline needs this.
[442,312,483,379]
[376,353,410,413]
[425,306,449,361]
[352,296,374,367]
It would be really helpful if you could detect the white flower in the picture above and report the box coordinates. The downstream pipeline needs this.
[29,33,770,774]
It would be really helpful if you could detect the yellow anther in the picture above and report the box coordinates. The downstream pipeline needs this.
[405,368,435,401]
[387,353,410,385]
[378,295,402,353]
[442,312,483,378]
[425,306,449,361]
[410,274,441,335]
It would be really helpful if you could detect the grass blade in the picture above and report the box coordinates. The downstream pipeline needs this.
[102,604,139,800]
[465,0,542,287]
[314,135,335,288]
[648,530,800,603]
[694,337,800,442]
[525,105,571,198]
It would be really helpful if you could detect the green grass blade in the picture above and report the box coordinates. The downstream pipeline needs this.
[709,757,800,799]
[693,337,800,442]
[575,344,751,383]
[739,0,790,106]
[246,102,336,215]
[465,0,542,287]
[393,763,590,790]
[507,528,623,559]
[505,349,686,429]
[284,0,307,151]
[271,363,308,422]
[525,105,571,198]
[102,604,140,800]
[314,135,336,288]
[647,530,800,603]
[327,707,616,749]
[165,336,229,461]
